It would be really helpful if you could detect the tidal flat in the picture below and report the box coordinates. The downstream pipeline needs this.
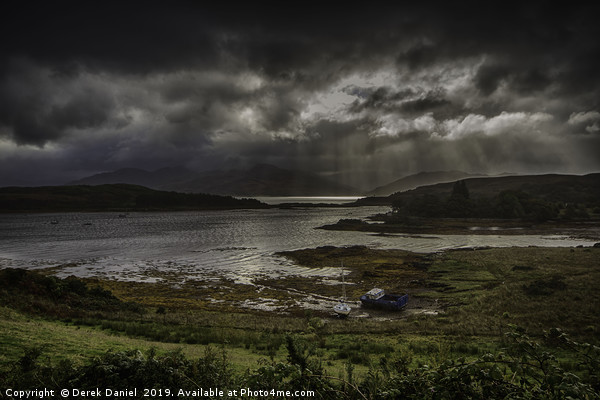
[76,245,599,339]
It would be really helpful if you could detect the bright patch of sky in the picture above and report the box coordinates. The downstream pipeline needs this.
[301,70,395,121]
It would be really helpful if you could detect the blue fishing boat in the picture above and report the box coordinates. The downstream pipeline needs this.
[360,288,408,311]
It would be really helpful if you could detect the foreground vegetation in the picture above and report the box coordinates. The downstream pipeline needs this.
[3,326,598,399]
[1,245,599,398]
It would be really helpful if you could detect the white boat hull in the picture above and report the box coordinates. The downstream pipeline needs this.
[334,302,351,317]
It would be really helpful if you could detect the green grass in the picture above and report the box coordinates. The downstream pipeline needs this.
[427,247,600,339]
[0,306,383,379]
[0,306,289,375]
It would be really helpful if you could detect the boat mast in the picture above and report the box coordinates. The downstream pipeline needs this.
[341,260,346,301]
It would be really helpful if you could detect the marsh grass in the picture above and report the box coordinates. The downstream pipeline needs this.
[433,247,600,339]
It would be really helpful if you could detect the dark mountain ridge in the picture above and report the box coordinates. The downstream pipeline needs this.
[366,170,486,196]
[69,166,198,188]
[355,172,600,206]
[69,164,360,196]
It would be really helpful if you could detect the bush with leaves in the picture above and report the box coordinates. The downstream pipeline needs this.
[2,327,598,399]
[2,347,234,399]
[371,325,599,400]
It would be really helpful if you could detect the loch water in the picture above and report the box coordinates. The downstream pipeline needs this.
[0,205,596,282]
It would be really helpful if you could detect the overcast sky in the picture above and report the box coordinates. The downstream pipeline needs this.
[1,2,599,189]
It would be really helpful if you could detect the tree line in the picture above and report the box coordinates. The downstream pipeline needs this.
[391,181,595,222]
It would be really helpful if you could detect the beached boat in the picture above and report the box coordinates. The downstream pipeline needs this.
[333,263,351,317]
[360,288,408,311]
[334,301,351,317]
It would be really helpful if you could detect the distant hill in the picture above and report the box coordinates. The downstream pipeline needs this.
[0,184,267,213]
[69,164,360,196]
[69,166,199,188]
[366,171,486,196]
[355,173,600,206]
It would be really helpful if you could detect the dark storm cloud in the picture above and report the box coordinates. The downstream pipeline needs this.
[347,87,414,114]
[0,60,120,145]
[400,91,450,114]
[2,2,596,82]
[0,2,223,74]
[474,63,511,96]
[1,2,397,80]
[390,3,599,111]
[1,1,599,187]
[475,59,554,96]
[345,86,461,132]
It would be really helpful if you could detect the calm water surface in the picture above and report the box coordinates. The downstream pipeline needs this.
[0,206,596,282]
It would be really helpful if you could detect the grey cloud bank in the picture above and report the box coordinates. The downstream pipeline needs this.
[1,2,599,189]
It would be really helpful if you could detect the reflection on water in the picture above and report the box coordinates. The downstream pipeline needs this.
[253,196,364,205]
[0,207,596,282]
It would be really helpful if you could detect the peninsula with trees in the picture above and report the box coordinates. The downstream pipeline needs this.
[323,173,600,238]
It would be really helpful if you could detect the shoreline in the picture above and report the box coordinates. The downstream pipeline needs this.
[319,216,600,240]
